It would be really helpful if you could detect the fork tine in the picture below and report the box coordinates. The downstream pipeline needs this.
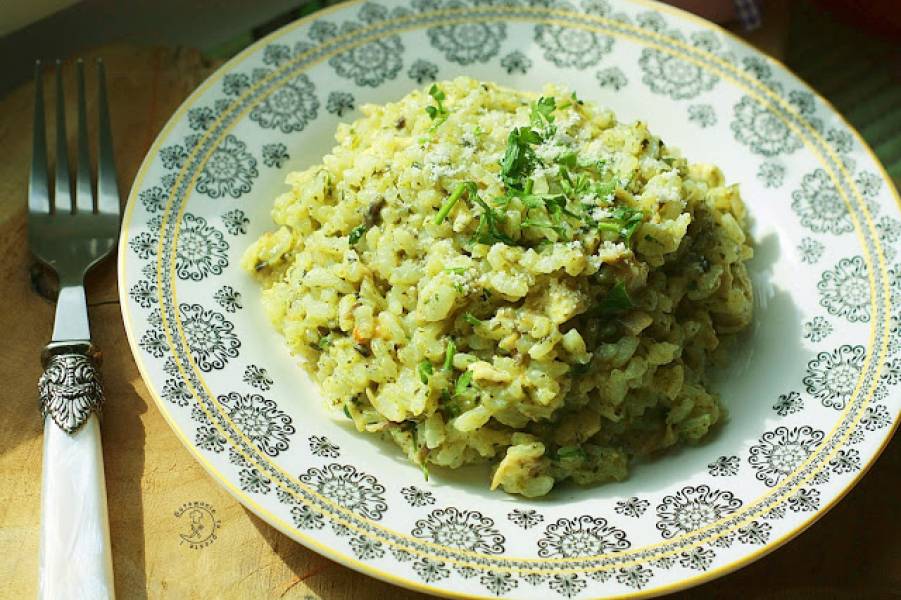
[96,59,119,217]
[29,61,50,214]
[54,61,72,215]
[75,59,94,213]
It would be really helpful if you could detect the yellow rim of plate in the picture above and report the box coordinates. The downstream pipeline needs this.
[116,0,901,597]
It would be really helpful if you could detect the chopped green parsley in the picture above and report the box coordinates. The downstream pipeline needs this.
[418,360,433,384]
[454,370,474,396]
[425,84,449,130]
[434,181,477,225]
[348,223,368,245]
[596,281,634,315]
[443,339,456,371]
[463,312,482,326]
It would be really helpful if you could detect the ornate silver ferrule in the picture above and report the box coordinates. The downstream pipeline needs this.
[39,341,104,434]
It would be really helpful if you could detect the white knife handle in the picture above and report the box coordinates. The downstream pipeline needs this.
[38,345,114,600]
[39,415,114,600]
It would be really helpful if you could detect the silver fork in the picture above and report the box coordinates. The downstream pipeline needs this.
[29,59,118,600]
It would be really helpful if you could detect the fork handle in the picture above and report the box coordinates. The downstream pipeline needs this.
[38,345,114,600]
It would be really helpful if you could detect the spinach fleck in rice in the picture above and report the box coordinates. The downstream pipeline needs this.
[243,77,753,497]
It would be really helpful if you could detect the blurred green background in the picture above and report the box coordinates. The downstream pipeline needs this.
[784,2,899,183]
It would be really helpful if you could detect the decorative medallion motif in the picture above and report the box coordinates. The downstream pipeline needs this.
[638,41,718,100]
[534,24,613,70]
[217,392,295,456]
[428,21,506,65]
[300,463,388,520]
[748,426,825,487]
[791,169,853,235]
[818,256,870,322]
[656,486,742,539]
[249,74,319,133]
[178,303,241,371]
[537,515,630,557]
[412,507,505,554]
[803,345,866,410]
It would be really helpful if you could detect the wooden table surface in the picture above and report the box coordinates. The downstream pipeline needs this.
[0,41,898,600]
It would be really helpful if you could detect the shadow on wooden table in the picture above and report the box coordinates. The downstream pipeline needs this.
[95,260,151,600]
[105,383,149,600]
[246,509,433,599]
[0,211,50,460]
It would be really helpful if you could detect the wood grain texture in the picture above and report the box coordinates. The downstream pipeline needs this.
[0,43,897,600]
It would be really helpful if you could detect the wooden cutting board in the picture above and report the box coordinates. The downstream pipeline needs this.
[0,42,898,600]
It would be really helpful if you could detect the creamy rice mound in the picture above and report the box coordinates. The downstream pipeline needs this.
[243,77,753,497]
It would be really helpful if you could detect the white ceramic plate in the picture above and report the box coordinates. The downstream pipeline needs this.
[119,1,901,597]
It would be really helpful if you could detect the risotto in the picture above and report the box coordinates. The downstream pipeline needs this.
[243,77,753,497]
